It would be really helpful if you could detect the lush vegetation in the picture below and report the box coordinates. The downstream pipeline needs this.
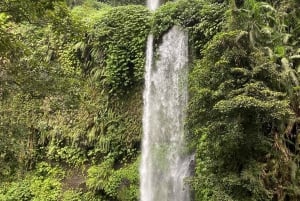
[1,0,300,200]
[188,0,300,200]
[1,0,148,200]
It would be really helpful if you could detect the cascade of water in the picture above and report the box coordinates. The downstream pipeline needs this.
[147,0,160,11]
[140,1,191,199]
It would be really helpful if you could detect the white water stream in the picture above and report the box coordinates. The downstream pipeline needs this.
[140,1,191,200]
[147,0,160,11]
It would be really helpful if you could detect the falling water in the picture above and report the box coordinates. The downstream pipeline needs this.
[140,1,191,200]
[147,0,160,11]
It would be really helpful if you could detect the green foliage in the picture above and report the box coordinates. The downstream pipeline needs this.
[71,0,111,28]
[99,0,145,6]
[188,29,292,200]
[0,162,64,201]
[62,190,83,201]
[0,4,146,199]
[152,0,226,57]
[0,180,33,201]
[0,0,72,59]
[1,0,300,201]
[0,15,84,172]
[87,5,150,95]
[0,0,62,22]
[187,1,300,200]
[87,158,114,191]
[87,158,140,201]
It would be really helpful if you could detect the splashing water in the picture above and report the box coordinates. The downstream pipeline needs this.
[140,5,192,199]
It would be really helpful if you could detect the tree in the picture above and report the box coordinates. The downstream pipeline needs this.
[188,0,300,200]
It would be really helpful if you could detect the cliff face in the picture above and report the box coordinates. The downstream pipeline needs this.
[0,0,300,200]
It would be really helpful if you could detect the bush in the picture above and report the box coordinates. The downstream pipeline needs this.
[0,162,64,201]
[87,158,140,201]
[83,5,151,95]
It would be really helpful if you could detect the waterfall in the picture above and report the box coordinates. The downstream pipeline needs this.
[147,0,160,11]
[140,1,191,200]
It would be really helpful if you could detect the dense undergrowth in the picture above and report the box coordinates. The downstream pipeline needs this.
[1,0,300,200]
